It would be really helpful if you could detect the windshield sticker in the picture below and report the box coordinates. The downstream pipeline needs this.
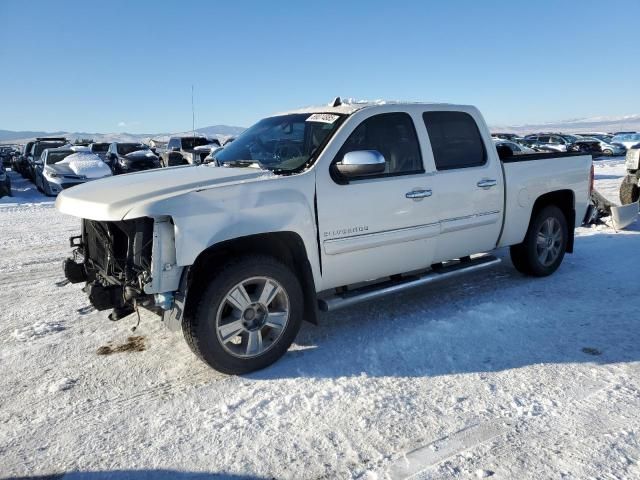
[306,113,340,124]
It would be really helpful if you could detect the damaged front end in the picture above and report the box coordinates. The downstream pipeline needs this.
[63,216,184,322]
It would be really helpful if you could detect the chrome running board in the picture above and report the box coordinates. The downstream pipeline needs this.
[318,255,501,312]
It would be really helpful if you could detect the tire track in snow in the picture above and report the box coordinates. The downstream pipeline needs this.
[384,372,612,479]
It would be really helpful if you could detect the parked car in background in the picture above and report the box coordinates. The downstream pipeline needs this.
[611,133,640,151]
[107,142,160,174]
[491,133,519,141]
[34,147,112,196]
[203,146,225,164]
[567,138,602,155]
[89,143,110,163]
[578,136,625,156]
[524,133,582,152]
[0,147,15,167]
[161,136,221,167]
[13,141,35,177]
[26,137,68,181]
[620,148,640,204]
[0,163,11,197]
[493,139,536,155]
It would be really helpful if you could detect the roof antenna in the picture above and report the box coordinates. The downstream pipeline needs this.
[191,84,195,138]
[329,96,342,107]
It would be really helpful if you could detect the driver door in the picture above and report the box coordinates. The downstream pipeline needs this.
[315,112,439,290]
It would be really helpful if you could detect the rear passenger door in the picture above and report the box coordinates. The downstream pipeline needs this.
[421,111,504,262]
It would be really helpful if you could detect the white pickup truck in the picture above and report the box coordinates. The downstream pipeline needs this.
[56,99,593,374]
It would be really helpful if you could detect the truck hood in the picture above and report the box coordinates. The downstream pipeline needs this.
[55,164,273,221]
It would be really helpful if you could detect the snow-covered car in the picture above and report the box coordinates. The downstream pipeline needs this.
[611,133,640,151]
[34,147,112,196]
[161,136,221,167]
[56,99,593,374]
[0,163,11,197]
[106,143,160,174]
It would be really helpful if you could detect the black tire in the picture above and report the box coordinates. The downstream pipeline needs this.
[510,205,568,277]
[619,174,640,205]
[603,149,613,156]
[183,255,304,375]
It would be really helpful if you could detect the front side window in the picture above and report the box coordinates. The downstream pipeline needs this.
[47,151,73,164]
[335,112,423,176]
[423,111,486,170]
[215,113,344,172]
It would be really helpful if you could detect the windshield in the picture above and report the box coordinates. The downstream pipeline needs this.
[562,135,579,142]
[214,113,344,172]
[118,143,149,155]
[614,133,640,142]
[91,143,109,152]
[47,151,73,164]
[182,137,213,150]
[34,142,65,156]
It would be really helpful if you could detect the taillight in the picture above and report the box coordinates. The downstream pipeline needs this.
[589,163,594,195]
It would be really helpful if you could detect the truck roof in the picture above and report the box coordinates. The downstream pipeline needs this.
[279,98,458,117]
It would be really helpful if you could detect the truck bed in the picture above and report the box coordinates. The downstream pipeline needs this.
[497,152,592,248]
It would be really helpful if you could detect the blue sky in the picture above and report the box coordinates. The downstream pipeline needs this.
[1,0,639,133]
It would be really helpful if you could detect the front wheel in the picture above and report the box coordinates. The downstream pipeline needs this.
[602,148,613,156]
[183,255,304,374]
[510,205,568,277]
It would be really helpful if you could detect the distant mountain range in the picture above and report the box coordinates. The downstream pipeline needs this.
[490,114,640,135]
[0,125,246,144]
[1,114,639,144]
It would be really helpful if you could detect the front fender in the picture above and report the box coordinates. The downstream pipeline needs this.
[141,171,321,288]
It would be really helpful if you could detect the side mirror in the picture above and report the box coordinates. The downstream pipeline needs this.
[335,150,386,177]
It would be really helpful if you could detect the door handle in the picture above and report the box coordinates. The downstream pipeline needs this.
[405,189,432,199]
[477,179,497,189]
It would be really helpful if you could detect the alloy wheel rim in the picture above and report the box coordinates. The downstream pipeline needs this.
[215,276,290,358]
[536,217,562,267]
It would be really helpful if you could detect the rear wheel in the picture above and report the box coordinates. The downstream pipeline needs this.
[510,205,568,277]
[619,174,640,205]
[183,255,304,374]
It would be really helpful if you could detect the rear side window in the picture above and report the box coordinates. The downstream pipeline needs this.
[336,112,423,176]
[422,111,486,170]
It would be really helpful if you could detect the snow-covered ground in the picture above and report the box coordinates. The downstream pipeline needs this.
[1,159,639,480]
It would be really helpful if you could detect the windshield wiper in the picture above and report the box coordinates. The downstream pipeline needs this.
[222,159,270,169]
